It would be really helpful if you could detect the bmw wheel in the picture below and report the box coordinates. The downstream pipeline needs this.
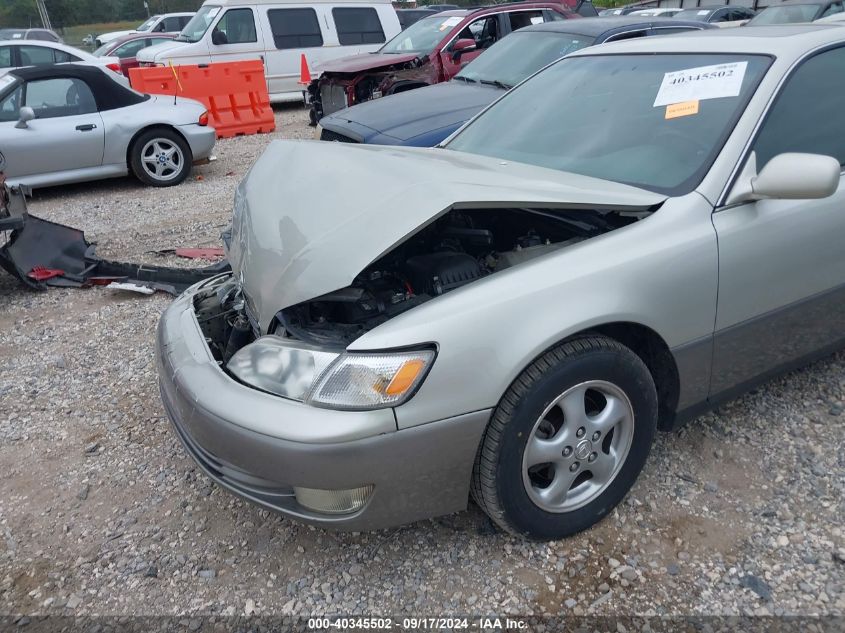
[130,128,192,187]
[471,335,658,541]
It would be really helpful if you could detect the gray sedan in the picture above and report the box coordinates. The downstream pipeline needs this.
[158,25,845,540]
[0,64,215,188]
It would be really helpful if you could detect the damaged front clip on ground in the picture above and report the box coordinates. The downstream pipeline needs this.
[0,174,229,295]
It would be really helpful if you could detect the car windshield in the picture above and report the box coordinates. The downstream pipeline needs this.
[380,14,463,54]
[674,8,717,19]
[177,6,221,42]
[447,53,770,195]
[457,31,594,89]
[748,4,822,24]
[93,42,112,56]
[136,16,160,32]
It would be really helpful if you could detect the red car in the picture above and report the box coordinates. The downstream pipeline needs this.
[309,1,587,122]
[93,32,177,77]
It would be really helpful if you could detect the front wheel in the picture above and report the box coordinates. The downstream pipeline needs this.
[471,335,658,541]
[129,128,192,187]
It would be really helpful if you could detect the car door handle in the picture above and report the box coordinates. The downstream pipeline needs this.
[75,124,97,132]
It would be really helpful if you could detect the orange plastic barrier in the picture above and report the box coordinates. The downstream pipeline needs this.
[129,60,275,139]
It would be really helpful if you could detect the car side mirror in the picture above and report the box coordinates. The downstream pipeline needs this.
[451,38,476,62]
[211,29,228,45]
[15,106,35,129]
[728,152,840,204]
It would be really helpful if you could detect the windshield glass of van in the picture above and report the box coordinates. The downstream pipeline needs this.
[136,16,160,32]
[447,53,770,195]
[457,31,594,89]
[177,6,221,42]
[380,15,462,54]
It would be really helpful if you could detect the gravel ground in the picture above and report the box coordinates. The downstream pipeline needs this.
[0,105,843,620]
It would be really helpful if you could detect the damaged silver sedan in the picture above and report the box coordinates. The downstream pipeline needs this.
[157,26,845,540]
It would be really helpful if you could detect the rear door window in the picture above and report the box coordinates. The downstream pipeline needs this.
[267,8,323,49]
[162,16,183,31]
[507,10,545,31]
[331,8,385,45]
[0,46,12,68]
[52,49,80,63]
[18,45,56,66]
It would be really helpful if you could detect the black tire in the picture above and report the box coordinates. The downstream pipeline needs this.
[129,127,192,187]
[471,335,658,541]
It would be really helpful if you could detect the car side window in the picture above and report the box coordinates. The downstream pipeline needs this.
[52,50,80,63]
[753,46,845,169]
[455,16,499,50]
[821,1,844,16]
[213,8,257,45]
[0,84,23,122]
[267,8,323,49]
[508,11,545,31]
[0,46,11,68]
[114,39,148,58]
[179,16,193,29]
[332,8,386,45]
[18,45,55,66]
[162,17,182,31]
[544,10,567,21]
[23,78,97,119]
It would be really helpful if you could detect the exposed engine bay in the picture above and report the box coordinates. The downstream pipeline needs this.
[194,206,645,364]
[274,207,643,347]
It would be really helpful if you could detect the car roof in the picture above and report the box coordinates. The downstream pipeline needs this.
[766,0,830,4]
[569,22,842,57]
[523,15,710,37]
[0,39,84,54]
[202,0,394,5]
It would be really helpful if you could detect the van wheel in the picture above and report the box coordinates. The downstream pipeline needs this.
[471,336,658,541]
[130,128,192,187]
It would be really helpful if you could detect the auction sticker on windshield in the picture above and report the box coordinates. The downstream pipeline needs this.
[654,61,747,107]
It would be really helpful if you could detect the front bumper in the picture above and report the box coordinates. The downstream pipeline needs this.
[156,281,491,530]
[179,123,216,162]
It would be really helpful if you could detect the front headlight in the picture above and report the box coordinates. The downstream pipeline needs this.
[227,337,435,410]
[227,337,339,401]
[307,350,436,410]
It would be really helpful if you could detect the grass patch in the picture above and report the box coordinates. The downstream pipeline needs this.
[61,21,140,48]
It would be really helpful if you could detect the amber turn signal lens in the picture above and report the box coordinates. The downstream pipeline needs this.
[384,359,426,396]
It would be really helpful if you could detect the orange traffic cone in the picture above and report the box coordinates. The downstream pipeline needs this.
[299,54,312,85]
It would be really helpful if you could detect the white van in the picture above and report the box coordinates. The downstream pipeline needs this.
[135,0,401,103]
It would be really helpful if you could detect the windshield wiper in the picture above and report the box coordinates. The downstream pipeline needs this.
[479,79,512,90]
[453,75,478,84]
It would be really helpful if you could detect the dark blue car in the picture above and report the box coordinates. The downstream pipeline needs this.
[318,17,712,147]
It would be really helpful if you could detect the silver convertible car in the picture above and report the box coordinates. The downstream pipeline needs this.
[158,25,845,540]
[0,64,215,188]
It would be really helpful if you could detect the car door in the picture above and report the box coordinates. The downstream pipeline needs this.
[710,45,845,396]
[0,76,104,179]
[439,15,501,80]
[260,7,325,97]
[208,7,266,65]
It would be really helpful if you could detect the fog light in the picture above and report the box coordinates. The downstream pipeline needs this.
[294,485,373,514]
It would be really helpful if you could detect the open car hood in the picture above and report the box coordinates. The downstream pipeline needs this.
[229,141,666,334]
[316,52,422,75]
